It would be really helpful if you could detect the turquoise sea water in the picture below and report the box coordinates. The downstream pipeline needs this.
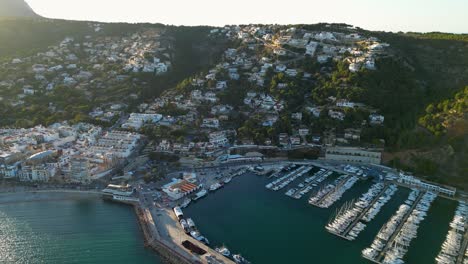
[0,198,161,264]
[185,172,458,264]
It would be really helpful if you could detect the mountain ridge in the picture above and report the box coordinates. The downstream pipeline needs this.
[0,0,39,18]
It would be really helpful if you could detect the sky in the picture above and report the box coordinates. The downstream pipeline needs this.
[25,0,468,33]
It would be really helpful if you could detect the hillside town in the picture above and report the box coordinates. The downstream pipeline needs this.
[124,25,389,160]
[0,24,393,184]
[0,22,172,125]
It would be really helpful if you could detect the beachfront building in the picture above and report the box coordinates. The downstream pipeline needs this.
[0,163,19,179]
[70,156,90,183]
[18,164,56,182]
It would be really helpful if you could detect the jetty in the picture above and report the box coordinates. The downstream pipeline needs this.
[286,169,331,199]
[309,175,358,208]
[309,175,349,206]
[149,207,236,264]
[135,206,197,264]
[266,165,310,191]
[368,192,424,264]
[346,185,388,233]
[106,192,234,264]
[456,225,468,264]
[341,185,390,239]
[268,165,286,178]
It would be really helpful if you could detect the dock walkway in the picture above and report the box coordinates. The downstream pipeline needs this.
[456,222,468,264]
[309,174,350,207]
[374,192,424,263]
[341,184,390,238]
[267,165,307,190]
[290,169,327,198]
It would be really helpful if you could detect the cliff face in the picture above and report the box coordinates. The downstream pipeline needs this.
[0,0,39,18]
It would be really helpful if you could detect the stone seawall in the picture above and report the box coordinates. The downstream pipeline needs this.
[133,206,198,264]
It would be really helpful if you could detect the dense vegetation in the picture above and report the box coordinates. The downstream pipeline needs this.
[140,26,230,99]
[0,19,91,59]
[419,87,467,136]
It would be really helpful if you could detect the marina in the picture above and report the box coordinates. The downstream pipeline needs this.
[456,203,468,264]
[182,169,462,264]
[285,168,333,199]
[362,189,423,263]
[1,162,464,264]
[326,183,398,241]
[265,165,311,191]
[107,161,466,264]
[436,202,468,264]
[381,191,437,263]
[362,189,439,264]
[308,174,359,208]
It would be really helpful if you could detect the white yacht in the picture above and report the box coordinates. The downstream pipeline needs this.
[233,254,250,264]
[215,246,231,257]
[193,189,207,200]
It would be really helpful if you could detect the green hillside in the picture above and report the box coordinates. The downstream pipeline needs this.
[0,19,466,188]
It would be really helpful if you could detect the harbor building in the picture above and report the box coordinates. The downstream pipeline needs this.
[162,178,201,200]
[325,146,382,164]
[398,174,456,197]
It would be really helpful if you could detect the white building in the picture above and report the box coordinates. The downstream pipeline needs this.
[336,100,355,108]
[209,132,229,147]
[369,114,385,125]
[398,174,455,197]
[325,146,382,164]
[201,118,220,129]
[305,42,318,56]
[328,110,345,121]
[121,113,163,129]
[162,179,200,200]
[90,131,141,158]
[349,62,361,72]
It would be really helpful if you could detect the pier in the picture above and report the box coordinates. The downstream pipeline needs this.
[108,194,234,264]
[371,192,424,264]
[149,207,236,264]
[135,206,196,264]
[266,165,309,191]
[309,174,351,207]
[288,169,329,199]
[456,222,468,264]
[340,185,390,239]
[268,165,286,178]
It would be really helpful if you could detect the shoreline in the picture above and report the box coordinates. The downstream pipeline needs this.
[0,189,102,204]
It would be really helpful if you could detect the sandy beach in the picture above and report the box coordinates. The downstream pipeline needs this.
[0,190,102,204]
